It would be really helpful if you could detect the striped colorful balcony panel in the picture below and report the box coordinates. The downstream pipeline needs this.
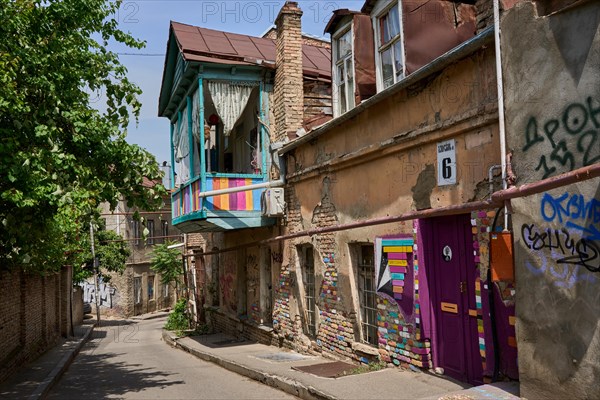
[203,177,263,211]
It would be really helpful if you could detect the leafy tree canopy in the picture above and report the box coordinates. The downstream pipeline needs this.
[74,220,131,284]
[0,0,167,272]
[150,242,183,287]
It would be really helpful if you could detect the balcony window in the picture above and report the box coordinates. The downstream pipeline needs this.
[334,27,355,116]
[376,2,403,89]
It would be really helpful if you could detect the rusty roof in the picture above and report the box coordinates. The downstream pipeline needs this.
[171,21,331,79]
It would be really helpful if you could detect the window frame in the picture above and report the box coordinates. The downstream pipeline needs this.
[147,219,155,245]
[297,244,317,337]
[161,221,169,244]
[332,23,356,117]
[372,0,405,91]
[352,243,378,347]
[132,220,140,246]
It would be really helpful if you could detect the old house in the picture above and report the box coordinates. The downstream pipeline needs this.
[157,2,332,335]
[86,175,177,317]
[159,0,600,396]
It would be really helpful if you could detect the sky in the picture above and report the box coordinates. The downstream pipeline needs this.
[105,0,365,165]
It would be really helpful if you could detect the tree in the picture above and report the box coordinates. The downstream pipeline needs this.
[0,0,167,272]
[150,243,183,289]
[74,224,131,284]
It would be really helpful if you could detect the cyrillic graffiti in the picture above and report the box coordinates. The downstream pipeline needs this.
[522,96,600,178]
[521,224,600,273]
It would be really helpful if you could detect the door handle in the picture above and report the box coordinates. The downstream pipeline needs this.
[459,281,467,293]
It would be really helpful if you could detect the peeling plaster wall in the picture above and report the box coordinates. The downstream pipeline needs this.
[277,45,506,368]
[502,2,600,398]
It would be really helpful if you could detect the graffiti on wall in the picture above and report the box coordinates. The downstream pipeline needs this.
[522,96,600,178]
[82,282,116,308]
[521,191,599,288]
[375,236,414,318]
[220,256,236,312]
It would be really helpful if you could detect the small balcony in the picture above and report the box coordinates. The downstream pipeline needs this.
[167,71,277,233]
[171,173,275,232]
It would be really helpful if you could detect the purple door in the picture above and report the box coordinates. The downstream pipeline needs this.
[428,214,483,385]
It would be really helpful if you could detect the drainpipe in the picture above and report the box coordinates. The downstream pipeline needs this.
[493,0,509,230]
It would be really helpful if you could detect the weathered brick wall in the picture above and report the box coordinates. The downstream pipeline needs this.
[210,309,278,346]
[304,80,332,121]
[0,268,69,384]
[274,2,304,142]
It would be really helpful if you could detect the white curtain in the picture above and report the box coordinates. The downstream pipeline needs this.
[207,81,255,136]
[191,89,201,177]
[174,104,190,185]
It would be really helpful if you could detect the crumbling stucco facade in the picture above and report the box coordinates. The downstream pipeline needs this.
[503,2,600,398]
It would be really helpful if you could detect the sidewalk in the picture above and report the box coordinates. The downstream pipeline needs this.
[163,331,520,400]
[0,323,94,400]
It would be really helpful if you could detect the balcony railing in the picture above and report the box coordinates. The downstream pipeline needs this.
[171,173,274,232]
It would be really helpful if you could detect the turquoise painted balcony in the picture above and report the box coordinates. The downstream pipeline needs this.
[171,174,275,232]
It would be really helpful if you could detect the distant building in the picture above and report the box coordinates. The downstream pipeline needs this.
[84,174,179,317]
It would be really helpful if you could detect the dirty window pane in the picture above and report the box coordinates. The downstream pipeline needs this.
[340,81,347,114]
[380,3,400,45]
[346,58,355,109]
[336,29,352,59]
[381,47,394,88]
[357,245,377,346]
[394,40,403,79]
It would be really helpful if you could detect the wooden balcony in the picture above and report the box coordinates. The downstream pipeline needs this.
[171,173,275,232]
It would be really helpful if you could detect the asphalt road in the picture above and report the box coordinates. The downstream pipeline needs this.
[47,316,297,399]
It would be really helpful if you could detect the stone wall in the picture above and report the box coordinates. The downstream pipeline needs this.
[502,2,600,398]
[0,267,72,384]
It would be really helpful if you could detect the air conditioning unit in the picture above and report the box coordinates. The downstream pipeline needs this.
[262,188,285,217]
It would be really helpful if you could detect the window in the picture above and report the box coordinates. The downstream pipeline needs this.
[356,244,378,346]
[132,220,140,246]
[299,246,317,337]
[377,2,403,89]
[148,276,155,300]
[334,27,355,115]
[147,219,155,245]
[134,277,142,305]
[161,221,169,243]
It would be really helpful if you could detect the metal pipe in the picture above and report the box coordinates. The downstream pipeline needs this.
[196,163,600,257]
[198,178,284,199]
[493,0,509,231]
[197,142,286,199]
[492,163,600,202]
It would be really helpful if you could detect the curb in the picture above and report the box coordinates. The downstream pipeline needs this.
[131,311,170,321]
[28,325,94,400]
[162,330,335,400]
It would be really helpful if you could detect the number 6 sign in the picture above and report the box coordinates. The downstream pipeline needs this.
[437,139,457,186]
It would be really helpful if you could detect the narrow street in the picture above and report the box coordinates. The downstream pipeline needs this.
[47,317,296,399]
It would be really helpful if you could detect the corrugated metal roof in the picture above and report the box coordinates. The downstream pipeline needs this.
[171,21,331,79]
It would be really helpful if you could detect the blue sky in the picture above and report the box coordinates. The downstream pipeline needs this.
[107,0,364,165]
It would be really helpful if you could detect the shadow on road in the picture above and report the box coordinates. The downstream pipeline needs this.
[47,349,185,399]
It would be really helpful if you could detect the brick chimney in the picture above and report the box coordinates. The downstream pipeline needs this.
[274,1,304,142]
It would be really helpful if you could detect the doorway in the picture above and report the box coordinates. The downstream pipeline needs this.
[426,214,483,385]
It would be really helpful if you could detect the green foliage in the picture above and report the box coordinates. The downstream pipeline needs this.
[165,298,190,334]
[150,242,183,287]
[0,0,167,272]
[73,221,130,284]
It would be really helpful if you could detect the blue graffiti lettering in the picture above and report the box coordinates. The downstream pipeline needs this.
[540,193,600,227]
